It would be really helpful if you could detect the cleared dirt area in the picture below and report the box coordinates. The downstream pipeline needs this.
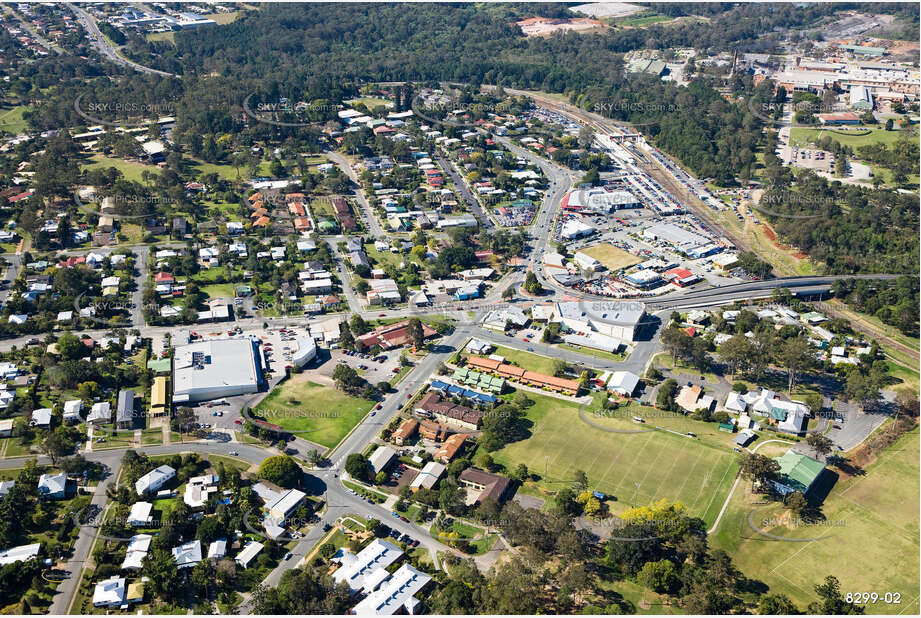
[515,16,607,37]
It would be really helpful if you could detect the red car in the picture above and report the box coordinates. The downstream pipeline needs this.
[233,419,243,424]
[378,313,386,317]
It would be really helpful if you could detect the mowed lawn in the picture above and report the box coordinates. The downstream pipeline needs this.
[789,127,913,149]
[581,242,642,271]
[83,154,160,182]
[711,428,920,614]
[0,105,32,134]
[254,379,376,449]
[473,345,558,376]
[488,394,739,525]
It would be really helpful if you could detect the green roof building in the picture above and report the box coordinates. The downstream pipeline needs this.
[840,44,885,57]
[147,357,172,373]
[770,406,788,421]
[772,450,826,496]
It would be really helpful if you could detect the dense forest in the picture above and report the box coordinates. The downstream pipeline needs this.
[758,170,918,275]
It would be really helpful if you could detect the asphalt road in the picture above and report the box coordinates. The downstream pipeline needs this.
[4,5,64,55]
[435,150,494,229]
[325,151,384,238]
[69,5,176,77]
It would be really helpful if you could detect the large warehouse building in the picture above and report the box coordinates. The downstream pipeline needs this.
[563,188,641,213]
[173,338,262,403]
[552,301,646,343]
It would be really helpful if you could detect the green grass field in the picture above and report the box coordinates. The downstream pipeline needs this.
[471,345,559,376]
[347,97,393,110]
[0,105,32,134]
[83,154,160,182]
[711,428,920,614]
[200,283,236,301]
[618,11,673,27]
[790,127,914,149]
[487,393,739,524]
[581,242,642,271]
[310,197,335,219]
[254,380,376,448]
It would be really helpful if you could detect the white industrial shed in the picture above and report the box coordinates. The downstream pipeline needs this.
[173,338,261,403]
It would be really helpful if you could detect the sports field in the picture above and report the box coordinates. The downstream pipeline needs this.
[711,428,920,614]
[580,242,642,271]
[254,379,376,449]
[488,394,739,524]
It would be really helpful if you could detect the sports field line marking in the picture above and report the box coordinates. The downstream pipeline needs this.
[582,441,606,482]
[613,432,655,497]
[839,435,920,499]
[699,455,736,524]
[770,536,817,574]
[898,593,920,615]
[629,431,673,506]
[771,568,816,602]
[671,444,708,511]
[653,436,700,507]
[602,427,648,493]
[689,457,717,513]
[834,495,920,546]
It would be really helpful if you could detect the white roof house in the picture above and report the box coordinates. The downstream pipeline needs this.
[560,219,594,240]
[93,576,126,607]
[63,400,83,422]
[183,474,217,509]
[127,501,153,526]
[86,401,111,423]
[38,472,67,498]
[135,465,176,495]
[573,251,601,271]
[235,541,264,568]
[725,389,810,435]
[30,408,52,427]
[0,542,41,565]
[607,371,641,397]
[465,339,493,355]
[481,307,529,331]
[207,539,227,560]
[266,488,307,520]
[172,539,202,569]
[530,304,555,322]
[121,534,152,570]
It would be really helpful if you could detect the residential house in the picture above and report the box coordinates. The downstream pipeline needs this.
[172,539,202,569]
[37,472,68,499]
[135,465,176,495]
